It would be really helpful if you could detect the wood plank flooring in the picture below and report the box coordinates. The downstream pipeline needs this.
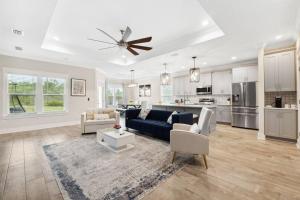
[0,124,300,200]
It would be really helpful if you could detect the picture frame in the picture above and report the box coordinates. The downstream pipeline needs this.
[139,84,151,97]
[71,78,86,96]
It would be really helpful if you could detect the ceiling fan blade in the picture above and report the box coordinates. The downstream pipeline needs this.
[122,26,132,42]
[98,46,117,51]
[88,38,117,45]
[96,28,119,43]
[127,37,152,45]
[127,47,139,55]
[129,44,152,51]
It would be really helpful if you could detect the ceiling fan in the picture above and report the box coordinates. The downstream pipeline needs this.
[88,26,152,56]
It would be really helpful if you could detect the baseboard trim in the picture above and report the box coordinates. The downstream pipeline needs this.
[297,137,300,149]
[257,131,266,140]
[0,121,80,134]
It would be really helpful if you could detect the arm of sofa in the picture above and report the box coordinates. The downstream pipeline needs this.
[125,109,141,126]
[172,113,193,125]
[81,112,86,134]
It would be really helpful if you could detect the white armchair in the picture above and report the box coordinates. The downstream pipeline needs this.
[81,108,120,134]
[170,107,213,169]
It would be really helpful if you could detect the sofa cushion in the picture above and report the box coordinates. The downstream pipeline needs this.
[94,113,109,120]
[146,110,173,122]
[128,119,172,130]
[86,111,94,120]
[85,118,115,125]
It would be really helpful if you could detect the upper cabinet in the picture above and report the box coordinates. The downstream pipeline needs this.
[264,51,295,92]
[212,70,232,95]
[198,73,212,87]
[232,66,258,83]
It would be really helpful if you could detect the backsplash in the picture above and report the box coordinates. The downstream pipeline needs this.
[174,95,231,105]
[265,91,297,106]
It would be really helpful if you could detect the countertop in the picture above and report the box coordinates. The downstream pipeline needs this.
[264,107,298,111]
[152,104,217,108]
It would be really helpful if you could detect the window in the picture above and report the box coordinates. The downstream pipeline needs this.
[106,83,124,107]
[8,74,37,113]
[4,70,67,116]
[161,85,173,104]
[42,77,66,112]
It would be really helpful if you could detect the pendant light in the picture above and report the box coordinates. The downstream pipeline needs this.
[189,56,200,82]
[160,63,171,85]
[128,69,138,88]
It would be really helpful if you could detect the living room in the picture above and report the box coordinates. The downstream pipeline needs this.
[1,0,300,200]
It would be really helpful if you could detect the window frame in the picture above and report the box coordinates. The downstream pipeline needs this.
[3,68,69,118]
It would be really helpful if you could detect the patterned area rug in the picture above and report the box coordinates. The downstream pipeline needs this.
[43,134,192,200]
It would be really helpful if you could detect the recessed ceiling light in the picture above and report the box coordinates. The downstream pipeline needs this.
[122,55,126,58]
[15,46,23,51]
[202,62,207,65]
[275,35,283,40]
[202,20,209,27]
[12,29,24,36]
[53,36,60,41]
[181,66,186,69]
[231,56,237,60]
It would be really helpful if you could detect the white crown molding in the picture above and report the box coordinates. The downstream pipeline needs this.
[0,120,80,135]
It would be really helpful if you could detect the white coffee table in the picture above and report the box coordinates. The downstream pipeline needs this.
[97,128,135,153]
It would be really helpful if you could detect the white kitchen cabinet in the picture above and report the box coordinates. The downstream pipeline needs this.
[264,109,297,140]
[173,76,191,96]
[198,73,212,87]
[232,66,258,83]
[216,106,231,123]
[212,70,232,95]
[264,51,295,92]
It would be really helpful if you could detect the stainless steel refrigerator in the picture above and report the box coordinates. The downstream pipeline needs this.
[231,82,258,129]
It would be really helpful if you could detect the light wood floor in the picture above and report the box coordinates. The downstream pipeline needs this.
[0,124,300,200]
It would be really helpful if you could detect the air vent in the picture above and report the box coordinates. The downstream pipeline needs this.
[15,46,23,51]
[12,29,24,36]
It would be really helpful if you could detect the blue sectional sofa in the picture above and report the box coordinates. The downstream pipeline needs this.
[125,109,193,141]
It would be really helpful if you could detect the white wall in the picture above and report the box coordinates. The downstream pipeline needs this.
[125,77,161,105]
[0,54,105,133]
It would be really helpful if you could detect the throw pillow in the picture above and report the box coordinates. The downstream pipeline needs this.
[189,123,200,134]
[167,111,178,124]
[94,113,110,120]
[138,109,150,120]
[86,112,94,120]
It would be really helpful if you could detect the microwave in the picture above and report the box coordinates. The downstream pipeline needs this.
[196,86,212,95]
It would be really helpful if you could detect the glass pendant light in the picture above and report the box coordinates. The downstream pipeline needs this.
[160,63,171,85]
[189,56,200,82]
[128,70,138,88]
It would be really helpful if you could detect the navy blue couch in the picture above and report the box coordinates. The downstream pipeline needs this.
[125,109,193,141]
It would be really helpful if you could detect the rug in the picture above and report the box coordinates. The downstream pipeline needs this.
[43,134,192,200]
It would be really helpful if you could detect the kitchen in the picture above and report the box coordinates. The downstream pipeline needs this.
[153,44,298,144]
[154,63,259,128]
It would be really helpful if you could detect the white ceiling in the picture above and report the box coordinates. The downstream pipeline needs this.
[0,0,299,79]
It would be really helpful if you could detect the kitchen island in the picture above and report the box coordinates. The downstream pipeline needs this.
[152,104,216,131]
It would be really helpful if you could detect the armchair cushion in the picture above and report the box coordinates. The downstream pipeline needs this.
[172,123,191,131]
